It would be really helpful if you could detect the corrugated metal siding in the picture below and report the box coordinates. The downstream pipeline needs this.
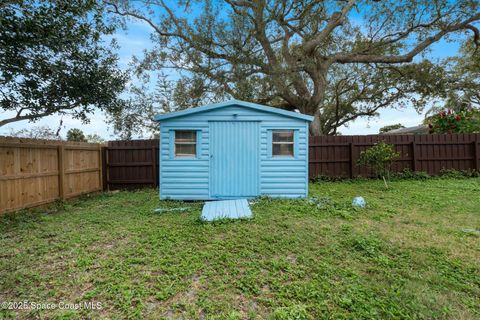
[210,121,259,197]
[159,104,309,200]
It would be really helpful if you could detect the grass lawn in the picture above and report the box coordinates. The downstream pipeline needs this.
[1,178,479,319]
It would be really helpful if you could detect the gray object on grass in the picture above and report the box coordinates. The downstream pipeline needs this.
[352,197,366,208]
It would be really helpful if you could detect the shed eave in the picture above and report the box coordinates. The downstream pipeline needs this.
[154,99,314,122]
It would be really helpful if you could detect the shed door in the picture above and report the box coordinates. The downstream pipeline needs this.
[210,121,259,198]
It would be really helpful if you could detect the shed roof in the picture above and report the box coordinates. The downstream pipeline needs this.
[154,99,314,122]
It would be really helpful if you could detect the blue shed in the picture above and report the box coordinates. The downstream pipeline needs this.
[154,100,313,200]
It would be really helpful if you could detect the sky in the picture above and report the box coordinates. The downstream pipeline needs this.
[0,7,463,139]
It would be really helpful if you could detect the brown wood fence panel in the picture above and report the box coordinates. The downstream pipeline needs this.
[0,136,103,214]
[104,139,159,190]
[309,133,480,178]
[103,133,480,190]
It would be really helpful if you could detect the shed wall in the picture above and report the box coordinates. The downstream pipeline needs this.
[159,105,309,200]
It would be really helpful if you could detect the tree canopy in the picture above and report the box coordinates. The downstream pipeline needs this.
[9,126,61,140]
[107,0,480,136]
[379,124,405,134]
[426,40,480,114]
[0,0,127,128]
[66,128,87,142]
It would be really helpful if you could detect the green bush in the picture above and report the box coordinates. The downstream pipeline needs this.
[391,168,430,180]
[313,175,350,182]
[439,168,480,179]
[357,142,400,188]
[428,108,480,134]
[312,168,479,183]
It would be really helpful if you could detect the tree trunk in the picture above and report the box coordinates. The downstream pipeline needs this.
[309,109,323,136]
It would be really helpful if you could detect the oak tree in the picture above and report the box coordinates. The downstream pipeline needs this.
[0,0,127,127]
[108,0,480,135]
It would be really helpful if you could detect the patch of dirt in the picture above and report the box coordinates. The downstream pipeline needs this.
[237,294,268,319]
[186,273,201,304]
[143,298,164,318]
[158,273,206,319]
[41,255,70,272]
[150,270,165,277]
[286,254,297,264]
[261,284,270,294]
[214,233,226,241]
[99,238,128,250]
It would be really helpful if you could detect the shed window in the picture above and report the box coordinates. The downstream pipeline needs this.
[272,131,294,157]
[175,130,196,157]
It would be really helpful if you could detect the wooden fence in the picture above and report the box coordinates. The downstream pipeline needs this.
[102,133,480,190]
[4,133,477,212]
[103,139,159,190]
[0,137,103,214]
[309,134,480,178]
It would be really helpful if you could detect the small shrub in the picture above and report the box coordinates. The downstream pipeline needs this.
[357,142,400,188]
[391,168,430,180]
[439,168,480,179]
[313,168,479,183]
[313,175,349,182]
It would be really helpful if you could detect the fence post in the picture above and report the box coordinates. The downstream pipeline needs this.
[57,145,65,200]
[349,142,354,178]
[151,145,157,187]
[411,141,417,172]
[474,136,479,171]
[101,146,108,191]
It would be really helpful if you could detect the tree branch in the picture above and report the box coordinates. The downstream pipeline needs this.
[303,0,356,54]
[465,24,480,47]
[333,13,480,64]
[106,1,181,38]
[0,110,55,127]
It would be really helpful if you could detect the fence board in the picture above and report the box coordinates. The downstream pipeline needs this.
[0,136,103,214]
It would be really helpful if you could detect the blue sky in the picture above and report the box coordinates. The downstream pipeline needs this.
[0,11,463,139]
